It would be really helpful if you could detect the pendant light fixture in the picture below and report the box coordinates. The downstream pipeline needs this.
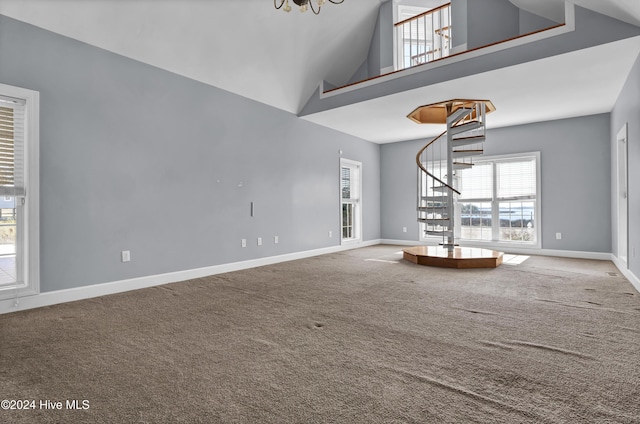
[274,0,345,15]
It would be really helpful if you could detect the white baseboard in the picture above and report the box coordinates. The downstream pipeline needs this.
[508,248,612,261]
[611,255,640,294]
[379,239,431,247]
[0,239,381,315]
[380,239,612,260]
[2,238,630,315]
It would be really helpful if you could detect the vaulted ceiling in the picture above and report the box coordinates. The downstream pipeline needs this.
[0,0,385,114]
[1,0,640,143]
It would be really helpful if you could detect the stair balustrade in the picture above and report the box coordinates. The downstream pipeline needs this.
[395,3,451,71]
[415,100,492,250]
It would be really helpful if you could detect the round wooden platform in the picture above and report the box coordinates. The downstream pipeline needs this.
[403,246,503,269]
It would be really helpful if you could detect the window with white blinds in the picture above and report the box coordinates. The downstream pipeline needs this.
[497,158,536,199]
[0,83,39,302]
[458,162,493,200]
[0,96,26,197]
[449,153,540,246]
[340,159,362,243]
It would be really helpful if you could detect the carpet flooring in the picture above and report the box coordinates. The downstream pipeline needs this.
[1,245,639,423]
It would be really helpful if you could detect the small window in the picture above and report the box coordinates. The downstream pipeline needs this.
[340,159,362,244]
[0,84,40,301]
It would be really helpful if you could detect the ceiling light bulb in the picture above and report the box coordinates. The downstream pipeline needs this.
[300,4,308,12]
[284,4,292,12]
[317,0,326,6]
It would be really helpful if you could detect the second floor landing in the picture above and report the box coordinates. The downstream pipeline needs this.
[300,2,640,143]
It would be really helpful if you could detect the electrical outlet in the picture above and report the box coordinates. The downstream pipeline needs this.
[241,239,247,248]
[274,236,279,244]
[257,237,262,246]
[555,232,562,240]
[328,231,333,238]
[403,227,407,233]
[121,250,131,262]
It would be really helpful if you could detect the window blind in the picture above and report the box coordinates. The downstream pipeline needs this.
[0,95,26,196]
[341,165,360,201]
[497,159,536,199]
[341,167,351,199]
[458,162,492,199]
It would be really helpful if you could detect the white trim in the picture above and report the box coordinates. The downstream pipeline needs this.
[420,152,541,248]
[319,3,575,99]
[0,239,382,314]
[503,247,611,261]
[0,83,40,301]
[381,239,428,247]
[340,158,363,244]
[612,255,640,294]
[616,123,628,265]
[3,238,632,315]
[380,239,612,260]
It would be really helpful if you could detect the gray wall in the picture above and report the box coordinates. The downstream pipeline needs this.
[381,114,612,253]
[366,1,394,79]
[466,0,520,49]
[0,15,380,293]
[347,60,370,86]
[452,0,556,50]
[519,9,559,35]
[611,52,640,277]
[451,0,468,50]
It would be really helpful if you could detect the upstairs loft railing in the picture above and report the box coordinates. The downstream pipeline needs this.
[395,3,451,71]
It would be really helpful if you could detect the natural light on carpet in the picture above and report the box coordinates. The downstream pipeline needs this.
[365,259,400,264]
[502,254,530,265]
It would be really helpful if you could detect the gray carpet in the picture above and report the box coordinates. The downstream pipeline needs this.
[1,245,639,423]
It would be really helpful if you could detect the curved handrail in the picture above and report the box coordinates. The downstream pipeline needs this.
[415,129,461,195]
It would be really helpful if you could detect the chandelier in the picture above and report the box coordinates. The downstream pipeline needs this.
[274,0,345,15]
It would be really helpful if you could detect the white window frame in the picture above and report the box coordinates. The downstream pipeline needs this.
[340,158,362,245]
[420,152,541,250]
[393,4,431,72]
[0,83,40,300]
[393,1,452,72]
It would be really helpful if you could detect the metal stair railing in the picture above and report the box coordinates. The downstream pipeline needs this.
[416,103,487,249]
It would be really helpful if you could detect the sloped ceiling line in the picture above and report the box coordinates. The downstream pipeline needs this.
[1,0,639,144]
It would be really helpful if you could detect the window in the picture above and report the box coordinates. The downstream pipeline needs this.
[0,84,40,301]
[421,153,540,247]
[394,2,452,71]
[340,159,362,243]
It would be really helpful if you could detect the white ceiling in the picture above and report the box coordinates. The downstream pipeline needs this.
[1,0,640,143]
[0,0,384,114]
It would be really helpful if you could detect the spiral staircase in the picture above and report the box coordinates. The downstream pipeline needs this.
[402,99,504,268]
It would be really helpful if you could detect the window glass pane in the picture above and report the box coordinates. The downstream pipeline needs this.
[499,201,535,242]
[459,201,492,241]
[421,162,447,198]
[498,159,536,198]
[342,203,354,239]
[458,163,492,199]
[0,196,16,286]
[421,154,538,245]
